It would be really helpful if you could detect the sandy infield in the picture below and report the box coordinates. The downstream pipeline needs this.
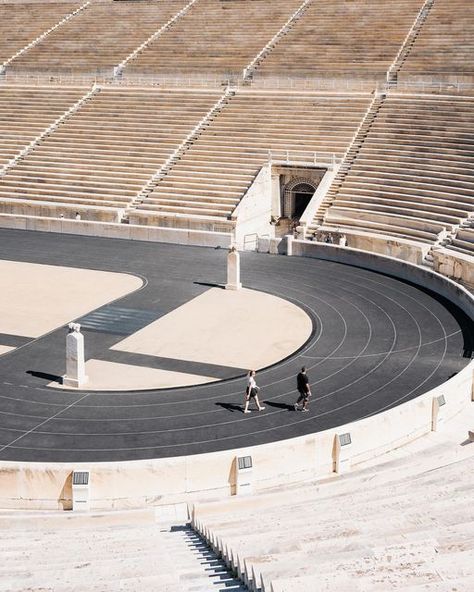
[112,287,312,371]
[0,260,142,338]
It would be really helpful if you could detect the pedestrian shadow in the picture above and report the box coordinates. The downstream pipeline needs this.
[215,402,243,413]
[264,401,295,411]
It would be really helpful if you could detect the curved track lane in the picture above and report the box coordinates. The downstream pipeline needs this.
[0,230,469,462]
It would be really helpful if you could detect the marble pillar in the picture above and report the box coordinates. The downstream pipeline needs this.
[226,246,242,291]
[63,322,88,388]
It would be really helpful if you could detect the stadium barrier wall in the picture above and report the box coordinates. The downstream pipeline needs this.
[0,214,232,248]
[0,240,472,510]
[433,247,474,291]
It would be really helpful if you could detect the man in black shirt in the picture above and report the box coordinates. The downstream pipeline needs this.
[294,367,311,412]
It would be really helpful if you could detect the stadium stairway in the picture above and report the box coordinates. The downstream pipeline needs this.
[387,0,436,85]
[242,0,313,83]
[0,513,246,592]
[192,406,474,592]
[308,92,385,229]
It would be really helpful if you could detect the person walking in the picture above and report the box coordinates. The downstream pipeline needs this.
[243,370,265,413]
[294,366,311,412]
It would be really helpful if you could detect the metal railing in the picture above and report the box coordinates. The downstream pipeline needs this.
[1,69,472,96]
[268,150,341,168]
[251,76,379,92]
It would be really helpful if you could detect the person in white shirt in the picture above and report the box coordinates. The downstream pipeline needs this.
[243,370,265,413]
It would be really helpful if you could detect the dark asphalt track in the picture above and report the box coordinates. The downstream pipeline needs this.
[0,229,470,462]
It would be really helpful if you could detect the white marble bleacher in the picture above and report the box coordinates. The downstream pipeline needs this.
[0,86,85,167]
[193,407,474,591]
[125,0,303,79]
[0,87,222,222]
[253,0,423,82]
[0,511,244,592]
[0,1,80,67]
[7,0,185,75]
[398,0,474,83]
[447,225,474,256]
[129,90,371,231]
[318,93,474,244]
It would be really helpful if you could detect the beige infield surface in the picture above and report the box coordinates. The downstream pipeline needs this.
[112,287,312,371]
[0,345,15,356]
[0,260,143,339]
[63,360,217,391]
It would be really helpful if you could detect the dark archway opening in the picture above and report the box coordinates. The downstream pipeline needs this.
[294,191,312,218]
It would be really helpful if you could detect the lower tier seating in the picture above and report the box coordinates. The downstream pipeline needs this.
[320,94,474,244]
[129,90,371,231]
[0,512,244,592]
[0,87,222,222]
[0,86,86,167]
[446,224,474,256]
[194,411,474,592]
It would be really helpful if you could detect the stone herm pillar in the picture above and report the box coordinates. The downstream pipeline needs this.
[226,246,242,291]
[63,322,88,388]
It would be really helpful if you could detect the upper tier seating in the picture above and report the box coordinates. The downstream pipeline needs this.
[7,0,186,74]
[0,86,85,167]
[253,0,423,82]
[320,94,474,244]
[0,87,221,221]
[0,1,80,66]
[125,0,302,78]
[398,0,474,83]
[129,91,371,231]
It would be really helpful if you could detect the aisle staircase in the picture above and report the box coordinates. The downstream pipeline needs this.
[307,92,385,232]
[0,513,247,592]
[242,0,314,82]
[387,0,436,85]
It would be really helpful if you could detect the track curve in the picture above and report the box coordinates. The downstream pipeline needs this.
[0,229,469,462]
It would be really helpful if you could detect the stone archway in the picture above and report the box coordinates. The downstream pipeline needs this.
[283,178,318,219]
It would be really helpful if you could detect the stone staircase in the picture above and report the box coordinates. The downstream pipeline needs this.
[425,215,474,265]
[0,512,247,592]
[308,92,385,230]
[114,0,198,78]
[387,0,436,85]
[242,0,314,82]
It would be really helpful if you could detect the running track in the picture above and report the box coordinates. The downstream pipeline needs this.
[0,229,470,462]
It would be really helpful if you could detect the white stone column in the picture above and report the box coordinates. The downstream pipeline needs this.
[225,247,242,291]
[63,323,88,388]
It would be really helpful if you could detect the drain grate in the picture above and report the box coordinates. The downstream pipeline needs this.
[77,306,161,335]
